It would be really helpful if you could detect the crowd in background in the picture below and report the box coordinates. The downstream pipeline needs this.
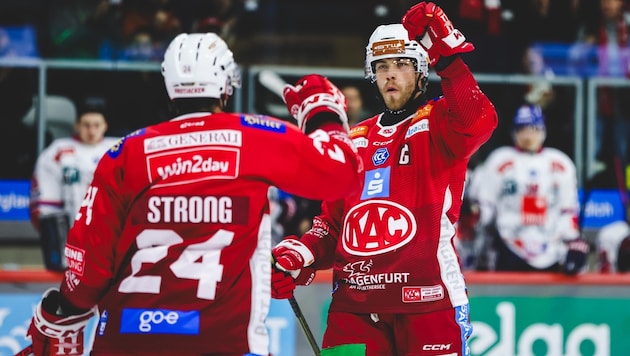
[0,1,627,71]
[1,0,630,273]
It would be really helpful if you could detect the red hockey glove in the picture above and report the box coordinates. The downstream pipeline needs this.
[283,74,349,133]
[271,266,316,299]
[401,1,474,66]
[27,288,96,356]
[272,236,316,271]
[563,238,590,275]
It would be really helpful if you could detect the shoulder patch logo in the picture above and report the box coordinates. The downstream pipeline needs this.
[240,115,286,133]
[350,125,369,138]
[108,128,146,158]
[411,102,433,123]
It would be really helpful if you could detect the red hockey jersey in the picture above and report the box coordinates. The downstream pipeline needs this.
[59,112,362,355]
[301,58,497,314]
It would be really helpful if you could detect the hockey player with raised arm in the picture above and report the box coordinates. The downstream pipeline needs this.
[270,2,498,355]
[25,32,363,356]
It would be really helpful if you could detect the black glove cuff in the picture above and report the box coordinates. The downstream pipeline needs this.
[304,112,341,134]
[42,289,89,316]
[434,55,459,72]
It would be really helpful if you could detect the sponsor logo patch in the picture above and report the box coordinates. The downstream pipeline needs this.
[412,103,433,122]
[108,129,146,158]
[402,285,444,303]
[147,147,239,187]
[353,137,368,148]
[144,130,242,154]
[361,167,391,199]
[377,126,397,137]
[120,308,200,335]
[240,115,286,133]
[350,125,369,138]
[65,244,86,276]
[372,39,405,56]
[405,119,429,139]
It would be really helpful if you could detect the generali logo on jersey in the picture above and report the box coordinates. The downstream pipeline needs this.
[144,130,242,154]
[342,199,417,256]
[147,147,239,186]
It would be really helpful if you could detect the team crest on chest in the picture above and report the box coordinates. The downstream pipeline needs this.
[342,199,417,256]
[372,148,390,166]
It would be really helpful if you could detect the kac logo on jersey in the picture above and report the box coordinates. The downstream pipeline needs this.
[120,308,200,335]
[377,126,397,137]
[342,199,417,256]
[372,148,390,166]
[361,167,391,200]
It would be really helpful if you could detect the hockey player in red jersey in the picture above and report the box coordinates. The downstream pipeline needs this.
[25,32,363,356]
[271,2,498,355]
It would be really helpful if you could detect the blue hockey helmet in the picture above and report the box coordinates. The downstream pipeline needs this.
[513,104,545,130]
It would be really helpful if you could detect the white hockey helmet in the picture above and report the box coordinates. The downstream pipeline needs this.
[365,24,429,83]
[161,33,241,100]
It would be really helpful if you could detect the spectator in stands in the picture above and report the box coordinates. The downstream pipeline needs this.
[169,0,246,48]
[577,0,630,181]
[29,97,119,271]
[470,104,590,274]
[597,200,630,272]
[44,0,116,58]
[507,0,584,73]
[341,84,371,126]
[438,0,513,73]
[0,66,39,179]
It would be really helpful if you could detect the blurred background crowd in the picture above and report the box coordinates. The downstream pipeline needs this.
[1,0,629,172]
[2,0,630,272]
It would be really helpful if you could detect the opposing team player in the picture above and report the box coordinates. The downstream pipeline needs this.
[597,202,630,273]
[30,99,118,271]
[472,104,589,274]
[25,32,362,356]
[271,2,498,355]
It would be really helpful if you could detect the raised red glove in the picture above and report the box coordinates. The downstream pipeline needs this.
[271,266,316,299]
[283,74,349,133]
[401,1,474,66]
[271,236,315,271]
[27,289,96,356]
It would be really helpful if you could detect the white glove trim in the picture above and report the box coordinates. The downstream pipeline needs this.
[419,32,434,51]
[32,288,96,339]
[294,92,349,133]
[274,239,315,268]
[442,29,467,49]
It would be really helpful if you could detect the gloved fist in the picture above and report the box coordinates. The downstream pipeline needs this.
[283,74,349,133]
[271,266,316,299]
[563,238,590,275]
[27,288,96,356]
[272,236,316,271]
[401,1,474,66]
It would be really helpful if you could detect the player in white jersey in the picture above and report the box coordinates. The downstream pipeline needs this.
[30,99,119,271]
[473,104,590,273]
[597,201,630,273]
